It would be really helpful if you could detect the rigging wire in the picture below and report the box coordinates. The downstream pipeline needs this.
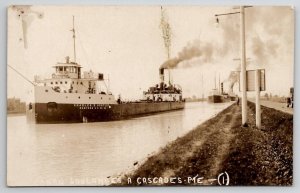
[8,64,36,86]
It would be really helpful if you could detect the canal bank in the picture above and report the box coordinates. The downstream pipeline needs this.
[116,101,293,186]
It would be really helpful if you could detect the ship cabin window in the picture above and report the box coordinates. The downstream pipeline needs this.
[60,81,63,84]
[51,82,53,84]
[74,67,77,73]
[45,89,48,92]
[80,82,83,85]
[65,81,67,84]
[89,97,91,99]
[65,67,69,72]
[55,82,58,84]
[78,96,80,99]
[59,67,63,72]
[70,67,76,73]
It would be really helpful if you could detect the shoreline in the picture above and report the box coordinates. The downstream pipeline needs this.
[114,101,293,186]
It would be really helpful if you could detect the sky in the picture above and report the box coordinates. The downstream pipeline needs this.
[7,5,294,101]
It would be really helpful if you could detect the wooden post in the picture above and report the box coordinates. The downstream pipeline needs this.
[255,69,261,128]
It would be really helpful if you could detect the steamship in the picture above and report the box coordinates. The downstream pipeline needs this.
[31,17,185,123]
[208,89,223,103]
[208,79,231,103]
[208,90,232,103]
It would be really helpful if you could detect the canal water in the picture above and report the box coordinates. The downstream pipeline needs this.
[7,101,233,186]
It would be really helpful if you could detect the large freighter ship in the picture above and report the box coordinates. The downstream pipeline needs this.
[31,17,185,123]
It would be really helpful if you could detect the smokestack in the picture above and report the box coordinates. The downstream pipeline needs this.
[159,67,164,89]
[221,82,224,94]
[65,56,70,63]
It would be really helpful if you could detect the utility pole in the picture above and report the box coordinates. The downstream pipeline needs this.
[215,5,251,127]
[240,6,248,126]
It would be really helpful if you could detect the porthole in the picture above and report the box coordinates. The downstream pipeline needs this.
[65,81,67,84]
[89,97,91,99]
[45,89,48,92]
[60,81,63,84]
[51,82,53,84]
[78,96,80,99]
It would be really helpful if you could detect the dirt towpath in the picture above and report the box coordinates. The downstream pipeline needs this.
[115,102,293,186]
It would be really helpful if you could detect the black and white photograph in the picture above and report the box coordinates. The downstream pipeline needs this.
[7,5,293,186]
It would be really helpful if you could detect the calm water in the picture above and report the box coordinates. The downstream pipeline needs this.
[7,101,233,186]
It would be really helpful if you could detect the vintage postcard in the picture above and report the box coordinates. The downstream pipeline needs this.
[7,5,293,186]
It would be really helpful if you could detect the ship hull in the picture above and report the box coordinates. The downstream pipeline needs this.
[230,96,237,101]
[208,95,223,103]
[32,101,185,123]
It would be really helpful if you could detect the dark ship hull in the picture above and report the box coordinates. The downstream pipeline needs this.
[208,95,223,103]
[31,101,185,123]
[208,94,232,103]
[230,96,237,101]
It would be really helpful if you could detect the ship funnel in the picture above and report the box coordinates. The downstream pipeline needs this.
[159,67,164,89]
[65,56,70,63]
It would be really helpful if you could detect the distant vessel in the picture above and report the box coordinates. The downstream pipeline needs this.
[208,76,231,103]
[208,89,223,103]
[31,17,184,123]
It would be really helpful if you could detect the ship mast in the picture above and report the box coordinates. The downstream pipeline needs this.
[214,72,216,89]
[72,16,76,63]
[160,6,172,85]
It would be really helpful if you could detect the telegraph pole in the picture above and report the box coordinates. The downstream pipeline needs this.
[215,5,251,126]
[240,6,248,126]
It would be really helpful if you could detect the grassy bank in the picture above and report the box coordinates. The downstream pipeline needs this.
[115,102,293,186]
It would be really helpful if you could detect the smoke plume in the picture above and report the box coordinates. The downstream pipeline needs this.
[226,71,239,91]
[160,40,213,69]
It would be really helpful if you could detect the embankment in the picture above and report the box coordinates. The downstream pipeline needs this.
[114,101,293,186]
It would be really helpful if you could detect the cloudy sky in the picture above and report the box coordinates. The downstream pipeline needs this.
[7,5,294,101]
